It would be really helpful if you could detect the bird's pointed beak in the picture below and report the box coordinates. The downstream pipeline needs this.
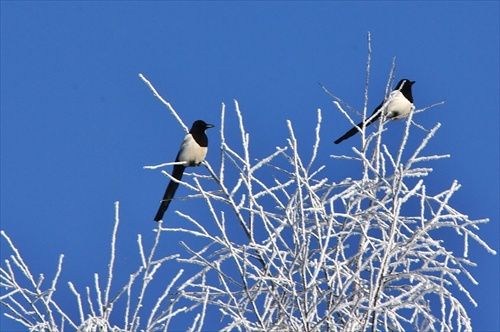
[206,124,215,129]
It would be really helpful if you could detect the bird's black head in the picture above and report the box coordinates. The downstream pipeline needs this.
[396,79,416,89]
[396,79,416,103]
[190,120,214,133]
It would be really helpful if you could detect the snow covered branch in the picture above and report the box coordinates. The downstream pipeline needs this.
[1,57,494,331]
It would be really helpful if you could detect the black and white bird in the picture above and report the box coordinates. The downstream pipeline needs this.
[154,120,214,222]
[334,79,415,144]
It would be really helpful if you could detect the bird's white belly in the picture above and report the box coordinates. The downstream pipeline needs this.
[385,91,414,119]
[177,135,208,166]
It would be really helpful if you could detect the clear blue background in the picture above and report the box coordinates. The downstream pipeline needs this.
[1,2,498,331]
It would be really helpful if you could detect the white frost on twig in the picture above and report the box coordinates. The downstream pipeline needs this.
[1,47,493,331]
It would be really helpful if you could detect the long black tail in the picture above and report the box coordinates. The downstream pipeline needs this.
[154,164,185,221]
[334,112,381,144]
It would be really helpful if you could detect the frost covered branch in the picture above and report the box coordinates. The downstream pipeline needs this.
[1,49,494,331]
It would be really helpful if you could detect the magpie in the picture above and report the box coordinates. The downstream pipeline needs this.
[334,79,415,144]
[154,120,214,222]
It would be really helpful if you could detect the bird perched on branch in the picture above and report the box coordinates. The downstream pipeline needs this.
[154,120,214,221]
[334,79,415,144]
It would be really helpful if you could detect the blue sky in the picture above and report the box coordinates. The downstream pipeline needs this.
[1,2,498,331]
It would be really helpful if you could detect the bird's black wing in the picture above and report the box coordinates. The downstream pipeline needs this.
[154,163,185,222]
